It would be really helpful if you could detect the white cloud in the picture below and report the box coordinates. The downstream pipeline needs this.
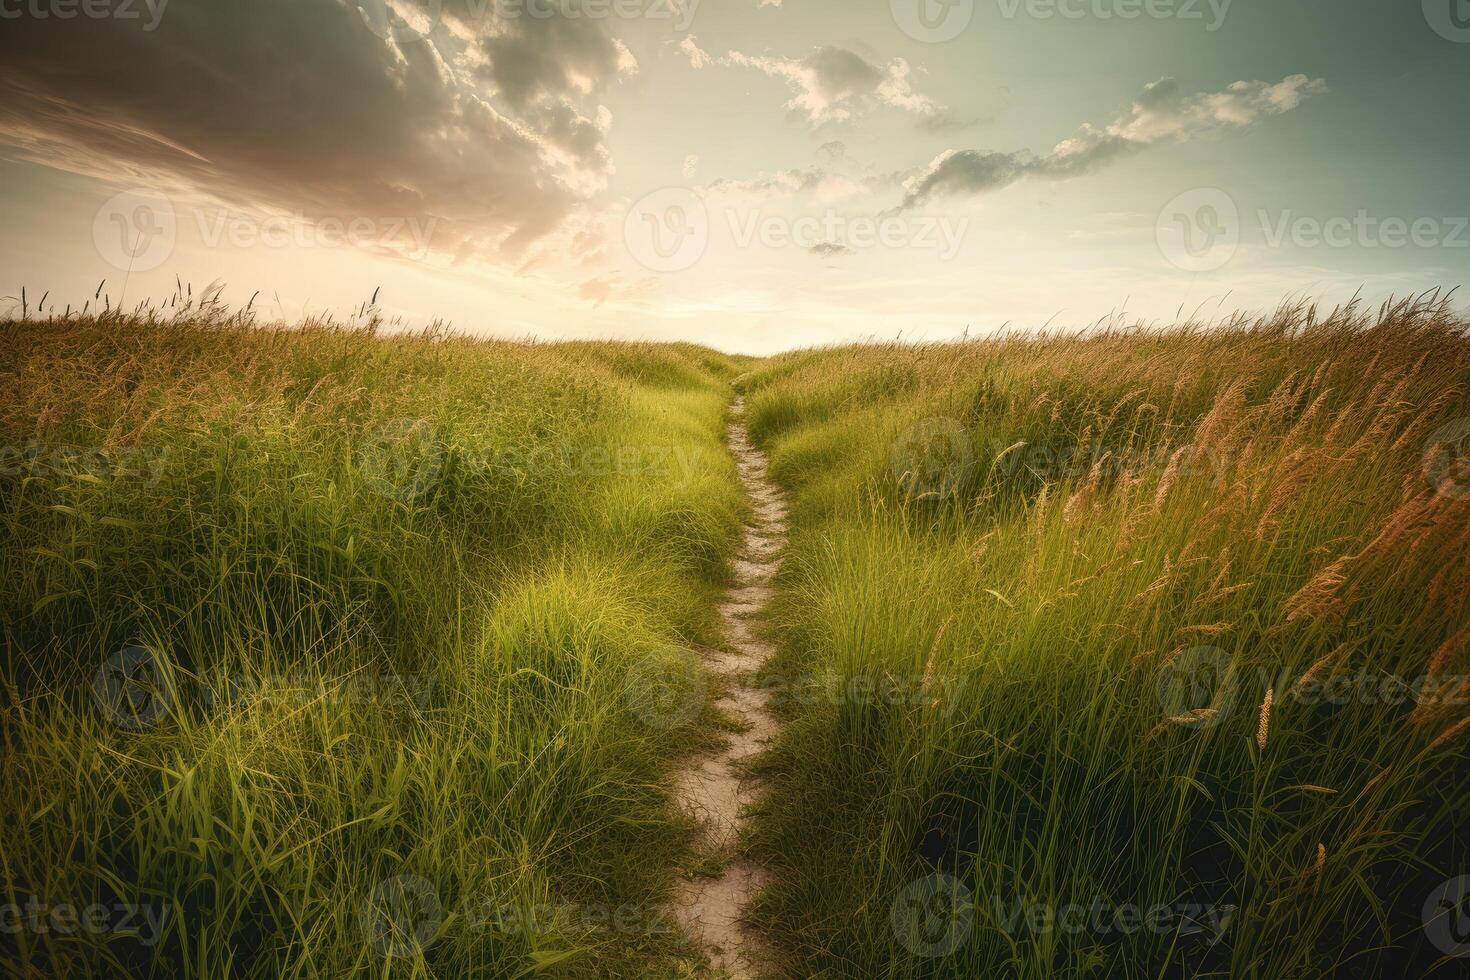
[679,35,714,69]
[682,38,946,127]
[898,74,1327,209]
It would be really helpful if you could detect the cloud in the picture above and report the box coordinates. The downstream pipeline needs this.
[809,241,852,257]
[0,0,636,261]
[578,276,613,306]
[897,74,1326,210]
[467,5,636,111]
[1107,74,1327,143]
[679,35,714,69]
[703,166,899,204]
[682,37,944,127]
[816,140,847,162]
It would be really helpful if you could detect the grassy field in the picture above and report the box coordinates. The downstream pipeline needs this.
[1,307,745,976]
[4,296,1470,977]
[740,296,1470,977]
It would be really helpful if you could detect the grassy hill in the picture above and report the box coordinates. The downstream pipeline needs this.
[740,296,1470,977]
[1,310,745,977]
[4,295,1470,977]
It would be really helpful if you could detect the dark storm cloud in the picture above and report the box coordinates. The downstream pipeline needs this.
[462,0,636,114]
[0,0,634,258]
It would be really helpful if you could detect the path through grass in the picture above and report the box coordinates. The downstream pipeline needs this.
[670,397,789,978]
[7,296,1470,978]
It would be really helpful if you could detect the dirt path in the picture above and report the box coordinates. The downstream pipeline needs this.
[672,397,786,978]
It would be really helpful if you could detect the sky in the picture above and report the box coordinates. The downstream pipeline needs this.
[0,0,1467,354]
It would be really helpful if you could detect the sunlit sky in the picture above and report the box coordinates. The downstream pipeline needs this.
[1,0,1467,353]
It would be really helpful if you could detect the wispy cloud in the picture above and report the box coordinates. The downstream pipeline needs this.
[897,74,1327,210]
[681,36,946,127]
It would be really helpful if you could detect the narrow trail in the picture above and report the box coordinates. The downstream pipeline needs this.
[672,396,787,978]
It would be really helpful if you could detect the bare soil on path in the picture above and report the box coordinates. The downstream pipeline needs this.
[671,397,787,978]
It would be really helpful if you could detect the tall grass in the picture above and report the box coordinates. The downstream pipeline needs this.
[741,295,1470,977]
[0,308,745,977]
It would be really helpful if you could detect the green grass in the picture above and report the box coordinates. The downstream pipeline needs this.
[740,296,1470,977]
[0,311,746,977]
[6,295,1470,978]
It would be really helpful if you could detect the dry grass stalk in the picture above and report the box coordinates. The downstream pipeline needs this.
[1427,714,1470,753]
[1282,558,1351,623]
[1257,688,1273,751]
[1290,645,1349,697]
